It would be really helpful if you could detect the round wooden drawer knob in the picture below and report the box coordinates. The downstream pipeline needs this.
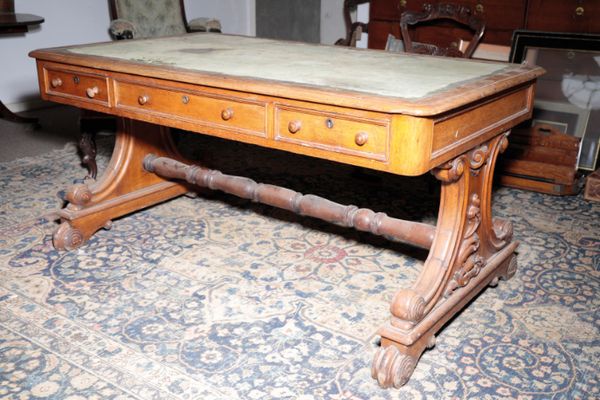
[221,108,234,121]
[288,120,302,134]
[86,86,99,99]
[138,95,149,105]
[51,77,63,88]
[355,132,369,146]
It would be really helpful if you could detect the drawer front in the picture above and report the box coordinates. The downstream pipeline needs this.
[275,105,389,161]
[44,67,109,105]
[115,80,267,137]
[526,0,600,33]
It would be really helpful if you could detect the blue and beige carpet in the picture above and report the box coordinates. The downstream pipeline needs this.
[0,134,598,399]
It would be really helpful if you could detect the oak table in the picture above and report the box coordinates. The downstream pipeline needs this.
[30,33,543,389]
[0,12,44,123]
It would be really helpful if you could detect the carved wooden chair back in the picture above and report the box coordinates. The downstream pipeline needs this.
[400,3,485,58]
[108,0,190,39]
[335,0,370,46]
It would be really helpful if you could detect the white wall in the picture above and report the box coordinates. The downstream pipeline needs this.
[356,2,369,48]
[184,0,256,36]
[0,0,254,111]
[320,0,345,45]
[320,0,369,46]
[1,0,349,110]
[0,0,110,109]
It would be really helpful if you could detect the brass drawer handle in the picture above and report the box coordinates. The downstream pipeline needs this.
[288,120,302,134]
[355,132,369,146]
[475,3,484,13]
[575,6,584,16]
[86,86,99,98]
[221,107,234,121]
[138,95,149,105]
[51,77,63,88]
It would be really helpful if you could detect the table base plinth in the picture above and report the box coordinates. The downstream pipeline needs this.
[52,118,188,250]
[373,247,517,388]
[371,132,518,388]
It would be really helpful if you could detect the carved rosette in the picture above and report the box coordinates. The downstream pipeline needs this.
[371,345,418,389]
[53,222,85,251]
[390,288,426,328]
[469,144,490,175]
[490,218,514,250]
[432,155,466,183]
[65,184,93,209]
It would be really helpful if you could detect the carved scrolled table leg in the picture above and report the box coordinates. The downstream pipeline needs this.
[51,118,189,250]
[372,132,518,388]
[78,131,98,180]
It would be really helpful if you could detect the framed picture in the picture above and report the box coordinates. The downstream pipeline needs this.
[531,100,591,168]
[510,31,600,171]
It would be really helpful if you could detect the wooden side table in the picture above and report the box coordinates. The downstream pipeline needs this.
[0,11,44,123]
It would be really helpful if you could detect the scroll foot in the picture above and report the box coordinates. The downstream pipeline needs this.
[53,222,85,251]
[371,345,417,389]
[501,255,518,281]
[490,255,518,287]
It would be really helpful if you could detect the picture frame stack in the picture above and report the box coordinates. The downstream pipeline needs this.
[498,30,600,195]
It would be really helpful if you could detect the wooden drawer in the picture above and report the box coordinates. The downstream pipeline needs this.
[274,105,390,161]
[43,67,109,106]
[114,80,267,137]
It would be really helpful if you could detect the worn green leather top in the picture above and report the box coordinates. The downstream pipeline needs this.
[69,33,509,100]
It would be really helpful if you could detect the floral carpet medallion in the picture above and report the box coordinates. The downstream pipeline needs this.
[0,134,598,399]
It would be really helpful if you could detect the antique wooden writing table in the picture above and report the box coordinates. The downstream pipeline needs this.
[30,34,543,388]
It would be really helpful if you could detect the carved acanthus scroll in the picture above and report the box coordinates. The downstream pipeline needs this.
[445,193,484,295]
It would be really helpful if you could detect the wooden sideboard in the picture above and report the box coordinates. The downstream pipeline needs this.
[368,0,600,50]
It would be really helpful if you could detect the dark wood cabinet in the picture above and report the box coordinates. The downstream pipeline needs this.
[368,0,599,50]
[525,0,600,33]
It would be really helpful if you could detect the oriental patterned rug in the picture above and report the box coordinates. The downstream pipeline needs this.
[0,134,598,399]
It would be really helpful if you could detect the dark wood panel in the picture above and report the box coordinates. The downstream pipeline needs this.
[256,0,321,43]
[368,0,599,49]
[370,0,404,21]
[368,20,401,49]
[526,0,600,33]
[474,0,526,31]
